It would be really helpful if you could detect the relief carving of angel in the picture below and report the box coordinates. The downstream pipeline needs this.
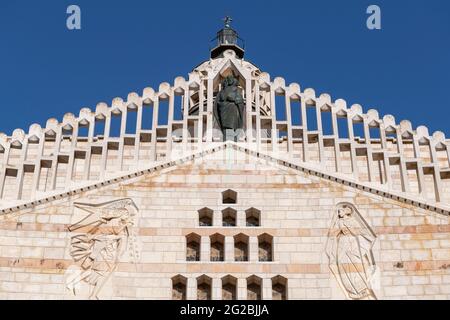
[66,198,139,300]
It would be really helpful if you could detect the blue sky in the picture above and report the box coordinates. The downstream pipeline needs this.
[0,0,449,136]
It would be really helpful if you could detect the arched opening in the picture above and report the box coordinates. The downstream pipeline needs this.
[77,121,90,139]
[290,96,302,126]
[306,103,318,131]
[171,275,187,300]
[234,233,249,262]
[247,275,262,300]
[186,233,201,261]
[125,108,138,134]
[222,189,237,204]
[272,275,288,300]
[222,275,237,300]
[141,102,153,130]
[197,275,212,300]
[109,111,122,138]
[94,117,106,137]
[210,233,225,262]
[174,93,184,121]
[245,207,261,227]
[275,91,287,121]
[258,233,273,262]
[369,123,382,149]
[352,116,365,141]
[337,113,349,139]
[198,207,213,226]
[158,96,169,126]
[222,207,237,227]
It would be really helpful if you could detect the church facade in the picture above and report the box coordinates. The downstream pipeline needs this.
[0,22,450,300]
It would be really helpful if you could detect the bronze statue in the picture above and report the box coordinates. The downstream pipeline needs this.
[213,75,244,141]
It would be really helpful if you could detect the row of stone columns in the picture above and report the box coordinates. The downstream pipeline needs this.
[0,69,448,206]
[260,85,448,203]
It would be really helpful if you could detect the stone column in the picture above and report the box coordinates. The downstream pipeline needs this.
[396,129,410,193]
[245,78,253,144]
[237,210,245,227]
[150,96,159,162]
[331,110,341,172]
[270,85,278,153]
[213,209,222,227]
[197,83,205,151]
[133,101,143,169]
[206,77,214,143]
[182,85,189,154]
[254,84,261,152]
[238,278,247,300]
[272,236,278,262]
[65,122,78,188]
[212,277,221,300]
[347,114,359,179]
[83,116,95,180]
[379,124,392,189]
[316,98,325,163]
[118,103,127,170]
[225,236,234,262]
[300,97,308,162]
[15,140,29,200]
[166,90,175,159]
[201,236,210,262]
[30,134,45,199]
[100,111,111,181]
[285,91,294,157]
[363,119,375,182]
[187,277,197,300]
[262,278,272,300]
[249,236,258,262]
[0,146,11,198]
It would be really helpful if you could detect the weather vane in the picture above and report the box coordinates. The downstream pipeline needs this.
[223,16,232,28]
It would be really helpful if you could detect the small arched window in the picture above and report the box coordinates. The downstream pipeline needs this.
[172,275,187,300]
[245,207,261,227]
[197,275,212,300]
[186,233,201,261]
[234,233,249,262]
[272,275,288,300]
[210,233,225,262]
[198,207,213,226]
[258,233,273,262]
[247,275,262,300]
[222,189,237,204]
[222,275,237,300]
[222,207,237,227]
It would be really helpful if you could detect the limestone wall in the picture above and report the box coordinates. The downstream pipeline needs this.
[1,150,449,300]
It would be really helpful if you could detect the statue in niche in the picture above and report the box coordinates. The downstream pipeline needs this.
[213,75,244,141]
[66,198,139,300]
[325,202,378,300]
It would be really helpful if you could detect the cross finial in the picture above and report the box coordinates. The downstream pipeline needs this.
[223,16,232,29]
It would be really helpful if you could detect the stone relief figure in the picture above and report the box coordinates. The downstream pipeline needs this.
[325,202,378,300]
[66,198,139,300]
[213,75,245,141]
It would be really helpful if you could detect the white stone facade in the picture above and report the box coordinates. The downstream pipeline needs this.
[0,47,449,300]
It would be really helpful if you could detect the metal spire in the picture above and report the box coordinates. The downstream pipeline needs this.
[223,16,233,29]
